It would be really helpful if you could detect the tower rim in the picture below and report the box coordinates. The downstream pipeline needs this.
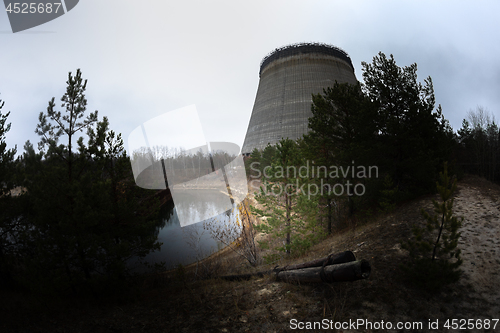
[259,42,354,76]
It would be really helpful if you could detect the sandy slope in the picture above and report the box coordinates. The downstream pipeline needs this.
[453,181,500,318]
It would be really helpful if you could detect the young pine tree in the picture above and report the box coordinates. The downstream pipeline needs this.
[251,139,318,261]
[402,163,463,291]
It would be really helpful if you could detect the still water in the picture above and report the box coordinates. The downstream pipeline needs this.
[142,190,241,270]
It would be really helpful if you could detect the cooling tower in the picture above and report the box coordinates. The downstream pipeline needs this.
[241,43,358,155]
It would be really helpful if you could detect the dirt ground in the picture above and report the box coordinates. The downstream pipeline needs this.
[2,175,499,332]
[333,174,500,332]
[453,177,500,317]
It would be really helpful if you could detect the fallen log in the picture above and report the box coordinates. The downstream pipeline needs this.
[216,270,272,281]
[277,260,371,283]
[217,251,358,281]
[280,251,356,271]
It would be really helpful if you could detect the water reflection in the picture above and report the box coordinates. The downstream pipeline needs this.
[143,190,240,269]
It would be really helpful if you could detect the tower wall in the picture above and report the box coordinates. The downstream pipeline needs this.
[242,43,358,154]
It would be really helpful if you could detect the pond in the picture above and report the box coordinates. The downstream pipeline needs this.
[140,190,242,270]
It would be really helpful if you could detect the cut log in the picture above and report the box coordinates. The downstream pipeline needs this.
[216,251,362,282]
[214,270,272,281]
[276,260,371,283]
[280,251,356,271]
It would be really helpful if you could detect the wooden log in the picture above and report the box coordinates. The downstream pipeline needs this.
[214,270,273,281]
[277,260,370,283]
[216,251,357,281]
[280,251,356,271]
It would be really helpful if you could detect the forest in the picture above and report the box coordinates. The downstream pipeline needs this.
[0,52,499,322]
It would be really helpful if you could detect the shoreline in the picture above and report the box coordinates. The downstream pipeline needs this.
[162,179,263,274]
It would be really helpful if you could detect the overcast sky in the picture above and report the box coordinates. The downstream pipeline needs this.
[1,0,499,157]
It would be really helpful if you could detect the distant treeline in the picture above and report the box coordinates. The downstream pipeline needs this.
[456,106,500,183]
[131,145,239,188]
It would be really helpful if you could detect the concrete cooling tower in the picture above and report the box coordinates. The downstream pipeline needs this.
[241,43,358,155]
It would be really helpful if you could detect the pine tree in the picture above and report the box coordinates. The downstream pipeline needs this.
[402,162,463,291]
[0,98,13,180]
[303,81,377,228]
[362,52,451,197]
[251,139,318,260]
[244,147,261,179]
[0,98,17,196]
[0,97,20,287]
[20,70,162,295]
[306,82,377,168]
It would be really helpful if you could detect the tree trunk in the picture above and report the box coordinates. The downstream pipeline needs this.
[281,251,356,271]
[216,251,358,281]
[285,193,290,255]
[327,198,332,234]
[277,260,370,283]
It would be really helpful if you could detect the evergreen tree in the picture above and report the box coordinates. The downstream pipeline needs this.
[362,52,451,197]
[0,98,17,196]
[261,144,277,175]
[252,139,315,260]
[457,107,500,182]
[21,70,161,295]
[304,82,378,225]
[244,147,262,179]
[402,163,463,291]
[0,97,20,287]
[302,52,455,227]
[306,82,377,167]
[456,119,476,175]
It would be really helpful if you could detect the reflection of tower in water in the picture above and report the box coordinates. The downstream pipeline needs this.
[142,195,240,270]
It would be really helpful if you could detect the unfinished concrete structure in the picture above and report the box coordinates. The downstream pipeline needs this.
[242,43,358,155]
